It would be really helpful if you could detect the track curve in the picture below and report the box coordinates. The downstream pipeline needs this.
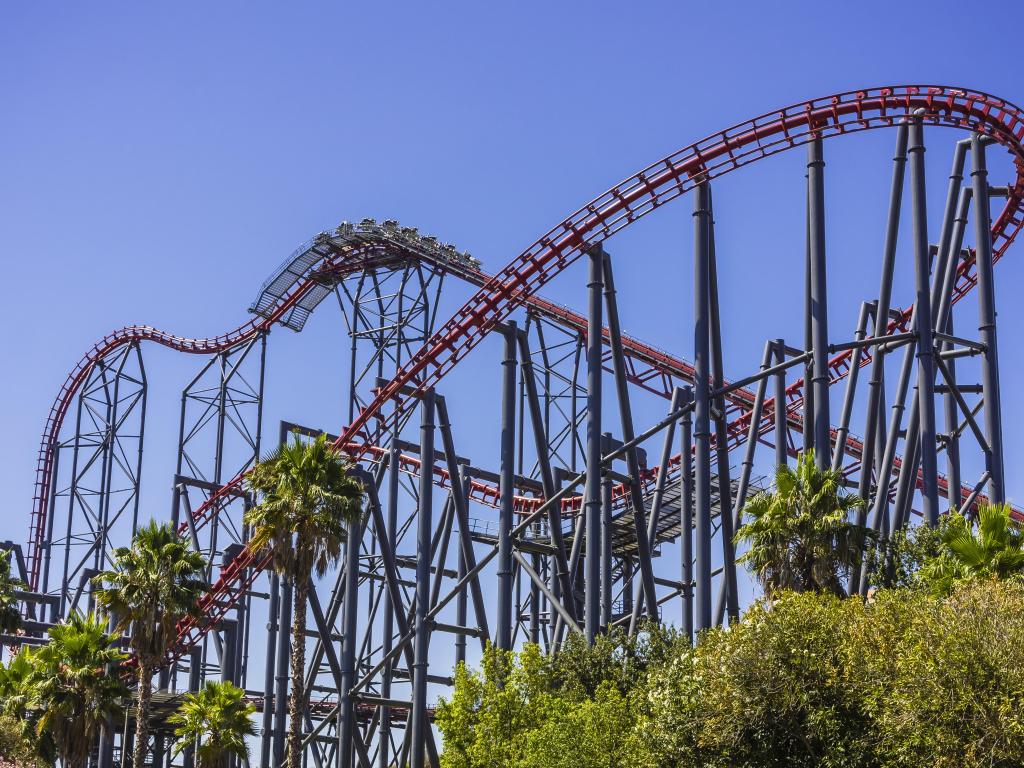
[25,240,439,588]
[163,85,1024,667]
[340,85,1024,453]
[29,85,1024,663]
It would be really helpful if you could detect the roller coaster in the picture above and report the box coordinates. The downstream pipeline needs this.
[6,85,1024,768]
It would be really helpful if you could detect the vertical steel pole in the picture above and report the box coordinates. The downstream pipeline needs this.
[260,572,279,768]
[600,439,613,629]
[693,182,713,634]
[272,575,291,767]
[908,115,940,525]
[410,390,435,768]
[971,134,1005,503]
[855,122,908,527]
[41,441,60,610]
[803,201,815,456]
[377,437,400,768]
[130,345,147,537]
[774,340,788,469]
[893,143,973,532]
[337,514,360,768]
[455,468,469,667]
[707,203,739,624]
[807,136,831,469]
[601,251,659,629]
[680,387,694,642]
[584,248,603,644]
[943,314,961,509]
[935,186,973,511]
[183,647,202,768]
[831,303,871,472]
[497,324,518,650]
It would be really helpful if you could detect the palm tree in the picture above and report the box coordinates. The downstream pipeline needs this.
[169,680,257,768]
[918,503,1024,596]
[0,646,53,766]
[735,450,870,598]
[244,432,363,768]
[0,548,25,634]
[92,521,207,768]
[31,612,127,768]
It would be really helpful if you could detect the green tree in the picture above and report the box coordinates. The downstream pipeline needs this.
[243,432,364,768]
[439,582,1024,768]
[547,623,679,701]
[436,644,563,768]
[0,548,25,635]
[861,521,944,590]
[31,613,126,768]
[0,647,52,766]
[0,712,47,768]
[850,581,1024,767]
[169,680,256,768]
[918,503,1024,596]
[735,450,870,597]
[93,521,207,768]
[521,681,633,768]
[435,631,680,768]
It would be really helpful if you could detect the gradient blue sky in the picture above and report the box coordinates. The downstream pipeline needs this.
[2,2,1023,567]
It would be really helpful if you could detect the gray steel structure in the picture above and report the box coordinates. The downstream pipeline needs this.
[13,87,1024,768]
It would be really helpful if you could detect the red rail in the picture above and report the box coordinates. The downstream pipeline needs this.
[163,86,1024,668]
[28,86,1024,666]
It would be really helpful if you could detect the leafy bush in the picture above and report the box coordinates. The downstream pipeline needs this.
[438,581,1024,768]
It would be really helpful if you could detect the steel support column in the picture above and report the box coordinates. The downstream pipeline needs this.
[971,134,1005,503]
[807,136,831,469]
[707,205,739,625]
[584,249,603,644]
[600,439,613,630]
[908,116,940,525]
[272,575,292,767]
[497,324,517,650]
[337,513,360,768]
[680,387,694,642]
[774,340,788,470]
[693,182,713,634]
[600,251,659,631]
[409,390,435,768]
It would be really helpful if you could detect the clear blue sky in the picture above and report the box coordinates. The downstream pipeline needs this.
[2,2,1023,559]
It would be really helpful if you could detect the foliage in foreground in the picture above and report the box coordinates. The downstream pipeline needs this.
[0,614,126,768]
[168,680,257,768]
[917,503,1024,595]
[436,580,1024,768]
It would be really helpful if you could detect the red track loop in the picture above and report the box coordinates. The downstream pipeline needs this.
[165,85,1024,667]
[340,85,1024,453]
[28,86,1024,664]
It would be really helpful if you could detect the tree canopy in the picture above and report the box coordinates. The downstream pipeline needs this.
[437,580,1024,768]
[735,451,870,597]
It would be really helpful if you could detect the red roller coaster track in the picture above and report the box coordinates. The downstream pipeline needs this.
[28,85,1024,666]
